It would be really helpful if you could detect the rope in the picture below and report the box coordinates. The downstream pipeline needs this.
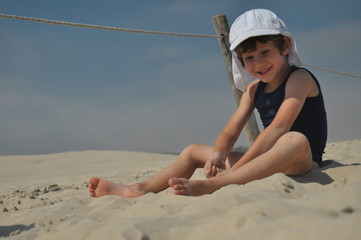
[302,63,361,79]
[0,13,221,39]
[1,13,361,79]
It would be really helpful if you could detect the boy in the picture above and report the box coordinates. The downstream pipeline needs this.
[88,9,327,197]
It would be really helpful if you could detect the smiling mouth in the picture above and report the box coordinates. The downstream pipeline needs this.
[257,66,272,75]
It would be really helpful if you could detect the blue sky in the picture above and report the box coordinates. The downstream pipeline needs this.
[1,0,361,155]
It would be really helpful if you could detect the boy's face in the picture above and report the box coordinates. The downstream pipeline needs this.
[235,39,290,83]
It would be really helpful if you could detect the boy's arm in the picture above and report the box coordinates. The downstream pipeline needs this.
[231,69,317,170]
[213,84,256,155]
[204,81,257,178]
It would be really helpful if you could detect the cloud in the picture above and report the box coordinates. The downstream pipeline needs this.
[0,50,240,155]
[0,31,44,76]
[139,45,192,63]
[163,0,203,14]
[296,20,361,73]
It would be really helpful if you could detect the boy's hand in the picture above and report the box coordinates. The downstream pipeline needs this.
[203,152,226,178]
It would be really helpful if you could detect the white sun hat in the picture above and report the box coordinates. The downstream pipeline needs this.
[229,9,301,92]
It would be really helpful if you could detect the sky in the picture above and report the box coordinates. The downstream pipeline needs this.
[1,0,361,155]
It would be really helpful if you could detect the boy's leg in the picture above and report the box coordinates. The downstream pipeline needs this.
[169,132,313,196]
[89,144,214,198]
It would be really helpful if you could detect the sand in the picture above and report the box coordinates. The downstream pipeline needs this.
[0,140,360,240]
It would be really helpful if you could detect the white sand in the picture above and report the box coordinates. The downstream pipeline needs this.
[1,140,360,240]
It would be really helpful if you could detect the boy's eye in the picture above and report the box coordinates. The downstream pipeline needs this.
[244,56,253,62]
[261,50,270,55]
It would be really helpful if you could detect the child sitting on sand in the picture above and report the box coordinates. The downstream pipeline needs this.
[89,9,327,197]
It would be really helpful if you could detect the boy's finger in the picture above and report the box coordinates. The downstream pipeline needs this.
[203,163,213,178]
[212,166,218,176]
[204,162,211,173]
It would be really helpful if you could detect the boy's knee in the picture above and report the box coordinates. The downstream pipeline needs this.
[183,143,200,152]
[180,144,210,168]
[180,144,202,158]
[280,132,313,175]
[282,131,307,143]
[279,132,310,151]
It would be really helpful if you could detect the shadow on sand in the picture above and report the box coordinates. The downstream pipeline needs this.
[0,224,35,237]
[292,159,360,185]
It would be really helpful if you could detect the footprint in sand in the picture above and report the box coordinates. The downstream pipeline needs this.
[275,177,296,194]
[2,184,83,213]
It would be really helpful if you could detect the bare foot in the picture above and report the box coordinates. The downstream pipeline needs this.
[88,177,143,198]
[168,178,218,196]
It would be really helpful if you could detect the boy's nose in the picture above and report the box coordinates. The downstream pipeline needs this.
[254,57,266,68]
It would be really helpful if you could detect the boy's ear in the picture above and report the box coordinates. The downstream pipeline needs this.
[283,36,292,55]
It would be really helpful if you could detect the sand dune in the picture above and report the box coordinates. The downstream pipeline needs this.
[1,140,360,239]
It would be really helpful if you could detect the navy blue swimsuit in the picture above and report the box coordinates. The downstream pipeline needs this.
[254,66,327,165]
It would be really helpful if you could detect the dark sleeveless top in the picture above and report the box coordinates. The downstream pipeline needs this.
[254,66,327,164]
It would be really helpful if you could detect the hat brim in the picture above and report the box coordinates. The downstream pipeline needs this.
[229,29,280,51]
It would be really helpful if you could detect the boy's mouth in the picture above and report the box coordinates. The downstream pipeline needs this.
[257,66,272,75]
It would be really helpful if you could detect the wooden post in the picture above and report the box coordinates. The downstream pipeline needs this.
[212,14,260,146]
